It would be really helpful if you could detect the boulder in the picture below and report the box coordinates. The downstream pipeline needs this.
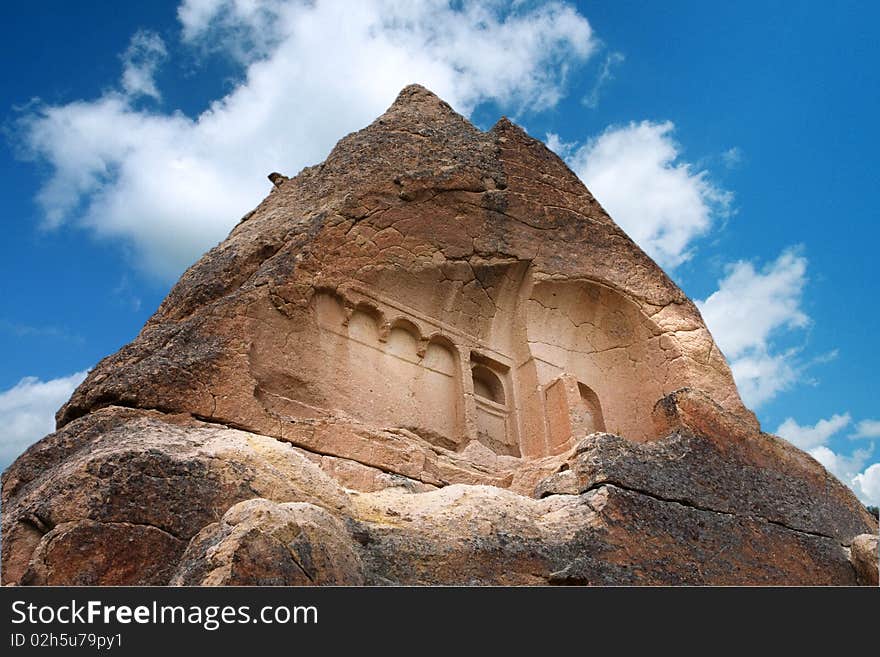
[172,498,365,586]
[850,534,879,586]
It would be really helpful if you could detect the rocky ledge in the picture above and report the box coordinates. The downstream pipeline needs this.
[3,390,876,585]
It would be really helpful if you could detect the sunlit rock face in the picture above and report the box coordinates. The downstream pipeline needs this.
[2,85,876,586]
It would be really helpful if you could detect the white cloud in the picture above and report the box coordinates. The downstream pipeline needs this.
[121,30,168,100]
[776,412,851,450]
[697,249,809,359]
[852,463,880,507]
[582,51,624,108]
[179,0,288,62]
[697,249,809,407]
[727,350,800,410]
[854,419,880,439]
[545,131,575,159]
[809,445,871,482]
[20,0,597,280]
[568,120,732,269]
[721,146,743,169]
[179,0,279,41]
[0,371,88,470]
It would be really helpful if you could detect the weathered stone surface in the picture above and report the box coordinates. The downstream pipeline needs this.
[3,409,874,585]
[850,534,878,586]
[23,520,184,586]
[172,499,365,586]
[534,389,877,543]
[342,484,858,585]
[293,448,438,494]
[169,483,862,587]
[1,406,351,585]
[545,485,858,586]
[5,402,869,585]
[54,84,754,464]
[3,85,876,586]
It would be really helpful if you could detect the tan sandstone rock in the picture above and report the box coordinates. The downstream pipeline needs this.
[849,534,879,586]
[2,84,876,586]
[172,498,365,586]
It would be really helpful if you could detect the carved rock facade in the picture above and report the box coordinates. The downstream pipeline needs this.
[2,85,876,585]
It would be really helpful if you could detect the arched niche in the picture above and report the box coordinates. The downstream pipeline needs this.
[386,318,421,362]
[472,364,505,405]
[348,304,383,344]
[470,354,519,457]
[522,279,675,443]
[307,294,466,449]
[312,290,347,328]
[422,334,458,376]
[410,336,464,448]
[542,374,607,452]
[574,381,605,434]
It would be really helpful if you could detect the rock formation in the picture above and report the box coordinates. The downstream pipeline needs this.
[2,85,877,585]
[850,534,879,586]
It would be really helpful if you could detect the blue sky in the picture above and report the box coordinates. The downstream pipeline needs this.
[1,1,878,504]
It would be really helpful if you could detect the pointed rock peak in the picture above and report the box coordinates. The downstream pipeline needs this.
[492,116,516,130]
[371,83,474,135]
[387,83,453,114]
[393,83,445,104]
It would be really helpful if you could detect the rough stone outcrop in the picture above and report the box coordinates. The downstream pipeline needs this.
[172,498,366,586]
[850,534,879,586]
[5,396,874,585]
[537,390,873,542]
[1,407,351,585]
[2,84,876,585]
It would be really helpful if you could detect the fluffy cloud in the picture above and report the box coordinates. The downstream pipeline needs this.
[545,131,575,159]
[696,249,809,407]
[179,0,288,60]
[725,352,801,410]
[0,371,88,470]
[854,419,880,439]
[121,30,168,100]
[808,445,872,482]
[776,413,851,450]
[20,0,596,279]
[567,120,732,269]
[697,249,809,358]
[852,464,880,507]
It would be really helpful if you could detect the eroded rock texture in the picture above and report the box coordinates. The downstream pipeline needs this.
[3,85,877,585]
[850,534,879,586]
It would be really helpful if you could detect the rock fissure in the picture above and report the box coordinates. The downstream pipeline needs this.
[583,481,844,544]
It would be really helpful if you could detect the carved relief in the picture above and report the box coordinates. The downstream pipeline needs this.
[301,263,679,459]
[310,290,465,450]
[520,278,671,444]
[470,355,519,457]
[543,374,606,454]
